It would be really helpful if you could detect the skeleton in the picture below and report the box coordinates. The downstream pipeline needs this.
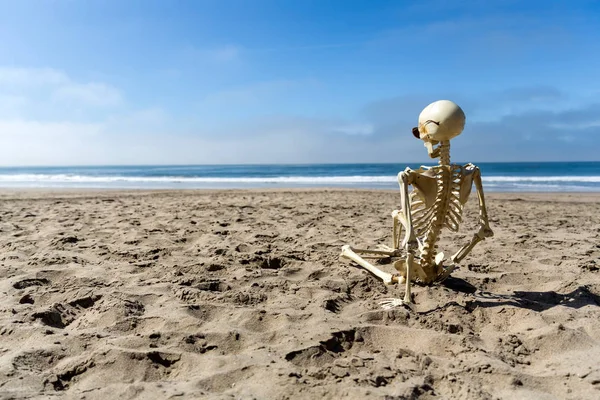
[340,100,494,308]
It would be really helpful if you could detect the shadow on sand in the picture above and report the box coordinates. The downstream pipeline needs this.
[442,277,600,312]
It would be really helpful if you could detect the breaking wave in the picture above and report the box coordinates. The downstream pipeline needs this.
[0,173,599,191]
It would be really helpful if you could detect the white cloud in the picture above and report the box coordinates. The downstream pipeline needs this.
[0,94,29,117]
[0,94,28,105]
[104,107,168,132]
[0,66,122,108]
[0,120,104,166]
[0,71,598,166]
[1,101,598,166]
[53,82,123,107]
[0,119,102,139]
[0,67,69,87]
[0,113,412,166]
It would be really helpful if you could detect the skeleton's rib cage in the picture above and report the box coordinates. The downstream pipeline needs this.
[407,162,476,276]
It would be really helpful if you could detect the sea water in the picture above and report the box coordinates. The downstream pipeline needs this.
[0,162,599,192]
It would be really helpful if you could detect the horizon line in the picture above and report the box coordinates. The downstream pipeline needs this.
[0,160,599,169]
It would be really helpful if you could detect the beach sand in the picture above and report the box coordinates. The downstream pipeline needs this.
[1,189,600,399]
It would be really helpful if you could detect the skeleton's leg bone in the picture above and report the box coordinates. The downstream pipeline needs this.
[381,252,416,308]
[340,245,399,285]
[404,253,414,303]
[392,210,399,249]
[344,247,399,257]
[376,244,403,257]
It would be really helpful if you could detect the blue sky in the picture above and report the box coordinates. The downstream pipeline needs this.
[0,0,599,165]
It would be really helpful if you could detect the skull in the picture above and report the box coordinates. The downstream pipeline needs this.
[412,100,466,158]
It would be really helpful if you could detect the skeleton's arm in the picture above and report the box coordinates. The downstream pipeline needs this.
[391,209,404,250]
[398,168,424,300]
[392,210,400,249]
[397,168,419,249]
[473,166,494,238]
[451,165,493,264]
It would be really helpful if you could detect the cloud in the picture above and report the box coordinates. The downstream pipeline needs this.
[353,91,600,163]
[0,112,401,165]
[1,100,599,166]
[104,107,169,133]
[0,94,29,117]
[0,120,104,166]
[0,67,69,87]
[0,70,598,166]
[0,66,122,109]
[0,119,102,139]
[451,103,600,162]
[53,82,123,107]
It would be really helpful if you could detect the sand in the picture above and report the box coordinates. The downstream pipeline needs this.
[1,189,600,399]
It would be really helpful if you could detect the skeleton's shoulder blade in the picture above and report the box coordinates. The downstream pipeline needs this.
[411,167,438,208]
[458,163,477,204]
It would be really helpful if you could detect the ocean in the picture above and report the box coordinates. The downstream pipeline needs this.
[0,162,599,192]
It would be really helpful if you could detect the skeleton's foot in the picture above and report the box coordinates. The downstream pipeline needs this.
[379,298,410,310]
[376,244,399,254]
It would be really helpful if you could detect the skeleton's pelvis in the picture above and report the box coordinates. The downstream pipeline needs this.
[393,256,441,284]
[393,259,407,275]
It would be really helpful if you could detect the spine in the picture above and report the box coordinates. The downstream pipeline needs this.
[418,167,451,280]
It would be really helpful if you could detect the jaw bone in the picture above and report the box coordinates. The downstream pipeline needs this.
[424,141,441,158]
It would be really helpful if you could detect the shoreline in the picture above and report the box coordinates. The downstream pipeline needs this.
[1,187,600,202]
[2,186,600,194]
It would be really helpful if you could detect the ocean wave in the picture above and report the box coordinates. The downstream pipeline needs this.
[1,174,600,184]
[484,176,600,183]
[484,183,600,191]
[0,174,394,183]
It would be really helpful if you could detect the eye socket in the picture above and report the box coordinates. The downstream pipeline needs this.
[412,127,420,139]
